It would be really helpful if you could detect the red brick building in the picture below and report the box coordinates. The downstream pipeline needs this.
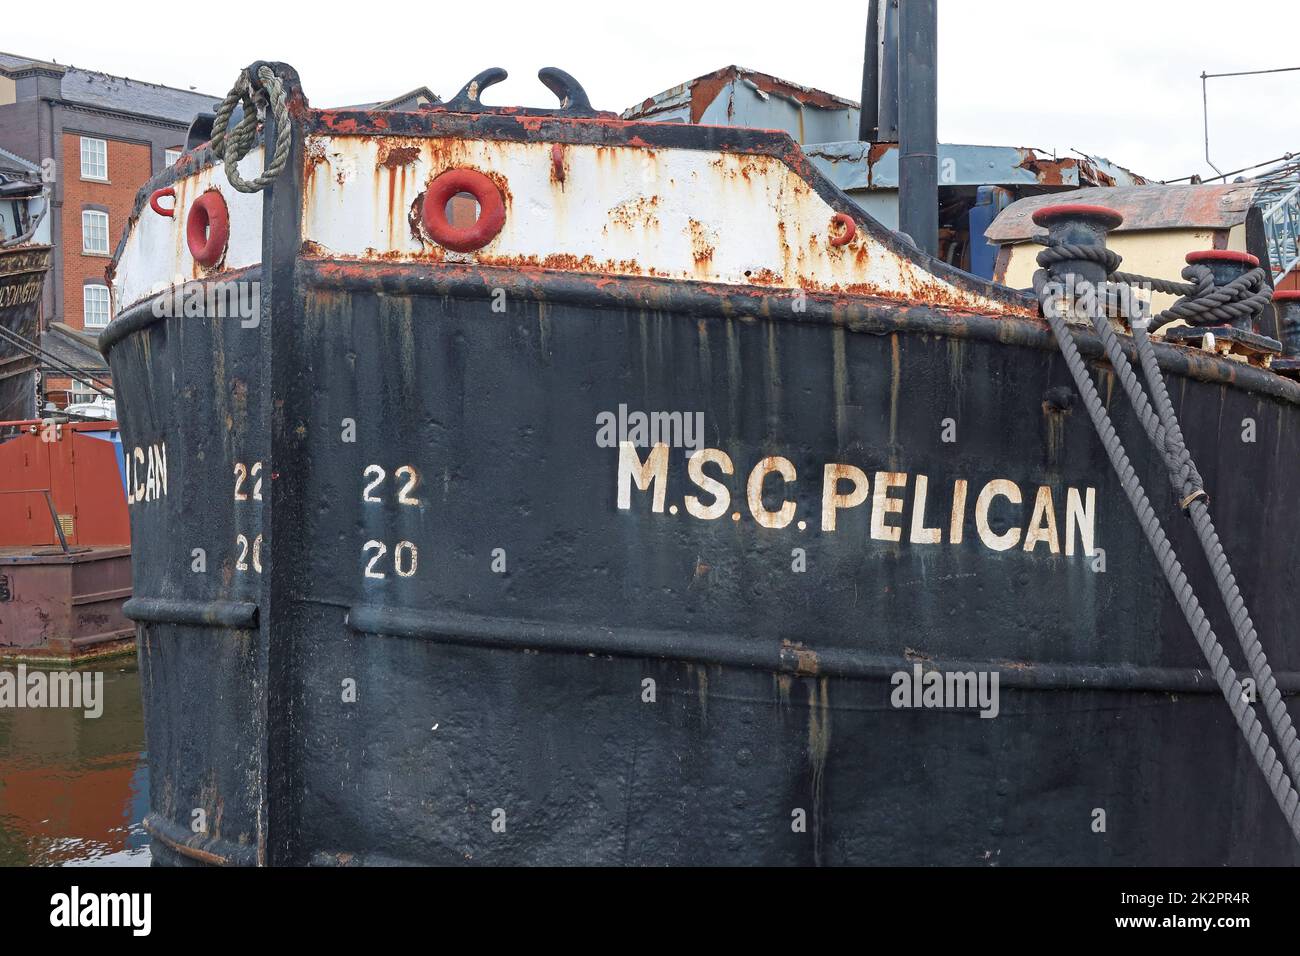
[0,52,218,410]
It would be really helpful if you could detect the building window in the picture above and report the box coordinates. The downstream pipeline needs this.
[164,147,183,167]
[83,284,111,328]
[80,137,108,180]
[68,381,99,406]
[82,210,109,254]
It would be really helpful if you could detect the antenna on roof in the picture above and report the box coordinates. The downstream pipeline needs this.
[1201,65,1300,181]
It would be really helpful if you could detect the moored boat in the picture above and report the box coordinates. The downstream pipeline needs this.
[0,418,133,662]
[0,245,49,423]
[101,60,1300,866]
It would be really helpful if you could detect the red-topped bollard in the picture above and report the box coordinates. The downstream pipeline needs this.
[1031,204,1124,286]
[1031,205,1124,325]
[1275,290,1300,357]
[1185,250,1262,333]
[1163,249,1283,366]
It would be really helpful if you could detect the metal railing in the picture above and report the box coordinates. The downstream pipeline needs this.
[1258,181,1300,284]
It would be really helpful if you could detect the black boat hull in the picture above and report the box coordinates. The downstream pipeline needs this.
[100,67,1300,864]
[106,269,1300,865]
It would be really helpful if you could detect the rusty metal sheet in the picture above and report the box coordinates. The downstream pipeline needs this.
[986,183,1259,242]
[297,132,1022,313]
[0,547,133,661]
[623,65,860,140]
[807,142,1153,193]
[115,104,1034,318]
[0,422,129,547]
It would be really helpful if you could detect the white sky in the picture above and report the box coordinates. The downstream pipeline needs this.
[9,0,1298,182]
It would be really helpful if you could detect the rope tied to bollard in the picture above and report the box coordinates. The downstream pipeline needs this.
[208,65,292,194]
[1030,217,1300,846]
[1032,246,1216,514]
[1034,237,1273,330]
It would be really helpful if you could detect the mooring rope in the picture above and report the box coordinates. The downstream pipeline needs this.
[208,65,291,193]
[1038,239,1273,330]
[1032,250,1300,844]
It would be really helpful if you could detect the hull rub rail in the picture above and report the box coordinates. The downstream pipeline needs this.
[344,604,1300,695]
[124,597,259,629]
[142,812,258,866]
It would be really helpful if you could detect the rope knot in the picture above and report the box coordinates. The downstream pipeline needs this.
[1164,263,1272,329]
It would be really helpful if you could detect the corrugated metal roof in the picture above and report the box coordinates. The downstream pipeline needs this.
[623,66,859,144]
[986,184,1259,241]
[624,65,859,120]
[625,66,1150,192]
[808,142,1150,192]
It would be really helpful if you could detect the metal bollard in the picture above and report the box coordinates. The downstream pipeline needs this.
[1274,290,1300,358]
[1184,250,1262,333]
[1031,204,1124,326]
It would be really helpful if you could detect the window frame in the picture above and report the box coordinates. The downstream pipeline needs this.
[80,136,108,181]
[68,381,100,406]
[164,147,183,167]
[81,209,110,255]
[82,283,111,329]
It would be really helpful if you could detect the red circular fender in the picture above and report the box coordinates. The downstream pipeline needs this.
[150,187,176,217]
[420,169,506,252]
[186,190,229,266]
[829,212,856,247]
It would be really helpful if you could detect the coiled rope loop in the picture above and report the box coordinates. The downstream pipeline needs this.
[208,65,291,194]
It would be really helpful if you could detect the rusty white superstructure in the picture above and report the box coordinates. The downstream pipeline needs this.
[111,134,1022,317]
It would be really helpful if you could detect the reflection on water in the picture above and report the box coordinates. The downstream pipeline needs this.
[0,659,149,866]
